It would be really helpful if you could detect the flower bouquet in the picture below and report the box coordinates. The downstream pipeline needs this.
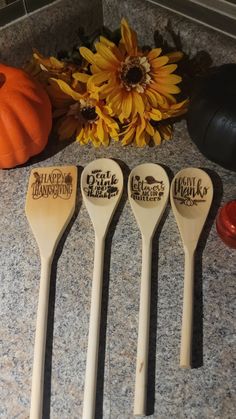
[25,18,188,147]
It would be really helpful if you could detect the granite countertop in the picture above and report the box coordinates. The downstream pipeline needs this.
[1,123,235,419]
[0,1,236,418]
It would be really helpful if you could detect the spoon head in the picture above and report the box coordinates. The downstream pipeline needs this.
[128,163,169,237]
[25,166,77,258]
[170,167,213,247]
[81,158,123,236]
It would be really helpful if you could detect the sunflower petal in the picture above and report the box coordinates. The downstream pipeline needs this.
[96,118,105,142]
[47,79,73,108]
[95,105,115,126]
[121,18,138,56]
[79,47,97,66]
[52,78,83,101]
[153,74,182,84]
[156,83,181,94]
[121,126,136,145]
[170,98,189,110]
[91,63,101,73]
[156,64,178,75]
[160,124,173,140]
[111,97,122,115]
[76,127,84,143]
[102,126,110,146]
[135,128,147,147]
[99,36,124,61]
[49,56,64,69]
[99,78,117,96]
[151,56,169,69]
[166,51,183,63]
[151,81,180,95]
[73,72,90,83]
[153,130,162,145]
[147,48,162,61]
[145,87,165,107]
[110,127,119,141]
[95,42,120,66]
[134,116,146,145]
[122,93,132,119]
[106,88,121,103]
[132,91,145,115]
[146,121,155,136]
[88,71,111,87]
[94,54,117,71]
[149,108,162,121]
[100,36,116,48]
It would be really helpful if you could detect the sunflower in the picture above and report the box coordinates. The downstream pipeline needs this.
[24,49,93,114]
[77,18,183,122]
[24,49,80,84]
[51,79,119,146]
[160,98,189,119]
[46,78,75,111]
[121,99,188,146]
[121,113,171,147]
[23,18,188,148]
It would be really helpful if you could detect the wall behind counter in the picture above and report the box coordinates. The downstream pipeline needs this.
[102,0,236,66]
[0,0,103,66]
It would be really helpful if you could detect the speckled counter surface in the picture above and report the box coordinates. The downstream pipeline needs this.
[0,1,236,418]
[1,128,235,419]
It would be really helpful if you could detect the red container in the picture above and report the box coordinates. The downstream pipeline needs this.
[216,200,236,249]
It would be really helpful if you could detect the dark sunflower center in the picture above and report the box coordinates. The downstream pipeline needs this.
[125,66,143,84]
[81,106,97,121]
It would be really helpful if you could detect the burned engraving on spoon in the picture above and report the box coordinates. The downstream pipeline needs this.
[173,176,209,206]
[83,169,119,199]
[131,175,165,202]
[31,169,73,199]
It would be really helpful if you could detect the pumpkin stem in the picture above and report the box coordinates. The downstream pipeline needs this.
[0,73,6,88]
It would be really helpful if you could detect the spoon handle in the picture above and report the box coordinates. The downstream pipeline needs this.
[180,249,195,368]
[30,256,52,419]
[134,237,152,416]
[83,236,105,419]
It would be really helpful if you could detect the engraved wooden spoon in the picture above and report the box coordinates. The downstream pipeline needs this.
[25,166,77,419]
[170,167,213,368]
[81,158,123,419]
[128,163,169,416]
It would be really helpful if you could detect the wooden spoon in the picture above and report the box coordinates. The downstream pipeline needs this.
[25,166,77,419]
[81,158,123,419]
[128,163,169,416]
[170,167,213,368]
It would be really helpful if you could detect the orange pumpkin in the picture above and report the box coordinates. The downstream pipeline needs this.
[0,63,52,168]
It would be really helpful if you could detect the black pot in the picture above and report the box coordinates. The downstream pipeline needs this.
[187,64,236,171]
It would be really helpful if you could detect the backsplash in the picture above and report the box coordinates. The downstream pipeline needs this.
[103,0,236,66]
[0,0,56,27]
[1,0,236,68]
[0,0,103,66]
